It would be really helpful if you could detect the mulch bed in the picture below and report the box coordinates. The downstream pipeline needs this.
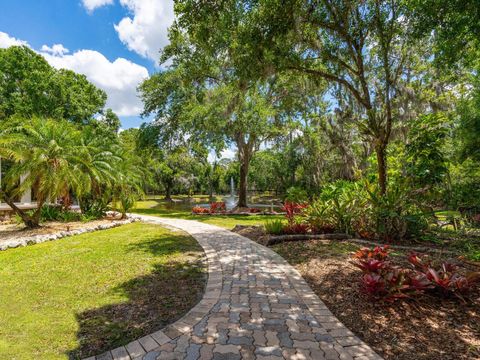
[234,226,480,360]
[277,241,480,360]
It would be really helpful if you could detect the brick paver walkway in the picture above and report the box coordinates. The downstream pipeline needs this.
[85,215,382,360]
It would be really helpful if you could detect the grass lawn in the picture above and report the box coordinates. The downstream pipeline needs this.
[0,222,205,360]
[133,200,284,229]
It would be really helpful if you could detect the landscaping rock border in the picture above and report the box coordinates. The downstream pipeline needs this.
[191,211,285,216]
[346,238,458,255]
[265,233,458,255]
[0,216,142,251]
[266,233,458,255]
[266,233,351,245]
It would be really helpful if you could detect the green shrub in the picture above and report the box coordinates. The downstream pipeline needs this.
[305,181,365,235]
[79,194,110,219]
[304,180,431,241]
[264,219,285,235]
[40,205,62,221]
[40,205,83,223]
[364,181,430,241]
[304,200,335,233]
[284,186,308,203]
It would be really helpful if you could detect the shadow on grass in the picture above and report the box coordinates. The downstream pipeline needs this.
[274,240,480,360]
[67,242,206,359]
[129,232,203,257]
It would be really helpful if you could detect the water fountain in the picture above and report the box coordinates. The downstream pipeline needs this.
[195,176,282,214]
[225,177,237,209]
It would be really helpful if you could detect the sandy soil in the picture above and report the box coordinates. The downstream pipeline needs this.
[0,218,118,243]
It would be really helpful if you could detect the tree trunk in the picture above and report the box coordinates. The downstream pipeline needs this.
[375,143,387,195]
[208,184,214,202]
[2,195,41,228]
[238,160,249,208]
[164,184,172,201]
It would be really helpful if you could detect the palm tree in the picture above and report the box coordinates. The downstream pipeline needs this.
[0,117,89,228]
[75,125,121,216]
[112,149,145,218]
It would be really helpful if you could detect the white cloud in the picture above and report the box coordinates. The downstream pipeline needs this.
[114,0,174,62]
[1,31,150,117]
[208,147,237,162]
[81,0,114,12]
[41,48,149,116]
[0,31,30,48]
[221,148,236,159]
[41,44,69,56]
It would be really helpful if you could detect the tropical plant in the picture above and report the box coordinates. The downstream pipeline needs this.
[284,186,308,203]
[304,181,365,235]
[209,202,226,214]
[364,181,430,241]
[352,246,480,302]
[75,125,121,217]
[282,202,308,225]
[40,204,83,222]
[264,219,285,235]
[0,118,90,228]
[303,200,336,234]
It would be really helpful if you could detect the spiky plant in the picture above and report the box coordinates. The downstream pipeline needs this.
[0,117,89,228]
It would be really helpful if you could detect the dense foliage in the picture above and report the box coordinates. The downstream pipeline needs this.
[2,1,480,248]
[0,47,146,228]
[136,0,480,252]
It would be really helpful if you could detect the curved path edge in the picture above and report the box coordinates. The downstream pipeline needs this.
[84,214,382,360]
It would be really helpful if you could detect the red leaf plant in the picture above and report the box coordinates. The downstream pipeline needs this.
[353,258,387,273]
[353,245,390,261]
[192,206,209,214]
[209,202,226,214]
[282,202,308,225]
[352,246,480,302]
[408,253,480,299]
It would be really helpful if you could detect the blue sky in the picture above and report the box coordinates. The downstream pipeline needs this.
[0,0,174,128]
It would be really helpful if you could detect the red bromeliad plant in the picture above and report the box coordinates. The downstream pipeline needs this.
[408,252,480,298]
[353,245,390,261]
[354,258,388,273]
[280,201,310,235]
[282,202,308,225]
[352,246,480,302]
[209,202,226,214]
[192,206,209,214]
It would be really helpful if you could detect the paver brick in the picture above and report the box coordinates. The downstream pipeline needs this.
[213,344,240,354]
[97,352,113,360]
[83,215,382,360]
[265,331,279,347]
[126,341,146,358]
[110,346,129,360]
[138,336,159,352]
[255,346,282,357]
